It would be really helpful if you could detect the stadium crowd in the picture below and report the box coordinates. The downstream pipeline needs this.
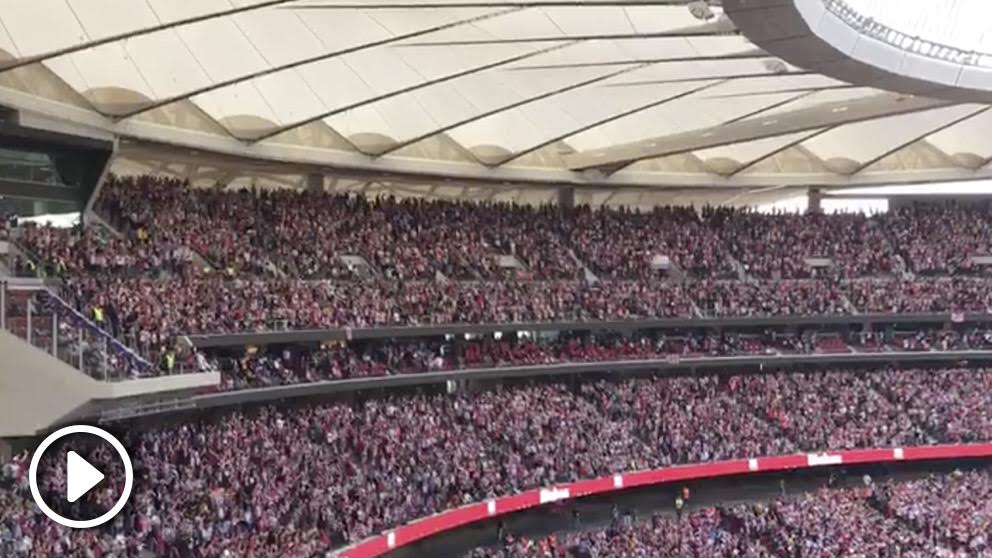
[213,326,992,389]
[60,276,696,337]
[465,471,992,558]
[13,177,992,287]
[706,207,902,279]
[3,365,992,556]
[470,468,992,557]
[877,201,992,276]
[7,177,992,369]
[214,332,778,389]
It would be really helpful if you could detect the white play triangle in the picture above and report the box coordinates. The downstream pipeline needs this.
[66,451,105,503]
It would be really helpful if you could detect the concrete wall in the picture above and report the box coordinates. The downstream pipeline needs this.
[0,330,97,437]
[95,372,220,399]
[0,331,219,436]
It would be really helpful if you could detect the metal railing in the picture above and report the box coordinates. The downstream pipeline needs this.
[0,281,153,381]
[822,0,992,68]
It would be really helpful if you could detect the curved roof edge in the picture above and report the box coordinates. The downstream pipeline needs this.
[5,83,992,192]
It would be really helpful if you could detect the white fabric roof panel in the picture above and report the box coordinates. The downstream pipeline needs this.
[0,0,990,188]
[801,104,984,163]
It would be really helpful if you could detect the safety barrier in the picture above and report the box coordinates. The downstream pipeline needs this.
[336,443,992,557]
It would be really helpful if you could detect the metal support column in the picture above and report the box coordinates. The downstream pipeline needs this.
[306,173,325,193]
[558,187,575,212]
[77,328,84,371]
[102,337,109,381]
[808,187,823,213]
[0,281,6,331]
[26,299,32,345]
[52,313,58,357]
[82,138,119,225]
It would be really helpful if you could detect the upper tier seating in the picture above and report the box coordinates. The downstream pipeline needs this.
[705,206,902,279]
[877,201,992,276]
[9,175,992,368]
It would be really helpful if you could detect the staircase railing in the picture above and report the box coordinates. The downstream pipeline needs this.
[0,281,152,381]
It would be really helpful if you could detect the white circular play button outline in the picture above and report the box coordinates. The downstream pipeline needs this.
[29,424,134,529]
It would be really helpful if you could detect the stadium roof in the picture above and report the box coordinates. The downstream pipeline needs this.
[1,0,992,201]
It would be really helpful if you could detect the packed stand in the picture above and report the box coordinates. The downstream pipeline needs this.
[580,375,795,465]
[694,280,849,317]
[61,277,696,341]
[11,175,992,372]
[705,207,901,279]
[566,205,734,279]
[881,469,992,552]
[214,332,777,389]
[16,222,195,278]
[468,476,975,558]
[844,278,992,314]
[877,201,992,276]
[736,370,931,451]
[465,507,769,557]
[97,175,286,278]
[97,176,580,281]
[872,367,992,443]
[727,485,936,556]
[2,366,992,555]
[885,329,989,352]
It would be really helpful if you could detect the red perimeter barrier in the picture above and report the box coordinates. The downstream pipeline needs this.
[335,443,992,557]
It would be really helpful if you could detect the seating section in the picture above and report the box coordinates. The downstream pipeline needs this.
[878,201,992,276]
[706,207,901,278]
[8,175,992,378]
[567,205,734,279]
[694,279,849,317]
[468,474,985,557]
[884,469,992,550]
[214,328,992,389]
[846,277,992,313]
[2,365,992,556]
[60,277,696,340]
[7,178,992,557]
[97,176,580,281]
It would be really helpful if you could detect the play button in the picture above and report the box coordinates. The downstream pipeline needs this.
[66,451,105,503]
[29,424,133,529]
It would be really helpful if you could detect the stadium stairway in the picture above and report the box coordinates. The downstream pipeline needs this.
[0,283,220,437]
[726,254,749,281]
[0,328,219,437]
[567,248,599,282]
[0,328,99,437]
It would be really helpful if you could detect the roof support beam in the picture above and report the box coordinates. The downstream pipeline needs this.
[245,41,576,144]
[605,88,822,175]
[369,61,658,159]
[565,93,958,170]
[509,49,767,71]
[702,83,857,100]
[606,70,813,88]
[494,79,727,166]
[720,90,821,124]
[115,8,520,120]
[847,106,992,175]
[0,179,81,203]
[405,15,736,45]
[291,0,703,9]
[410,29,739,46]
[725,127,834,177]
[0,0,302,74]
